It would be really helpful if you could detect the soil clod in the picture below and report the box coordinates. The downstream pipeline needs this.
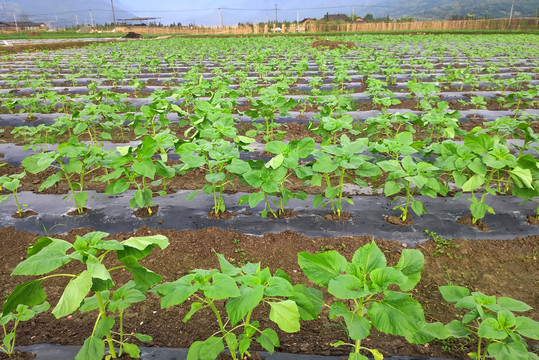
[456,214,490,231]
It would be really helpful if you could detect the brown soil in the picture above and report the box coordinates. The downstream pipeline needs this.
[0,350,36,360]
[526,214,539,226]
[0,226,537,359]
[311,40,356,50]
[11,209,38,218]
[385,214,414,226]
[272,208,297,218]
[134,205,159,218]
[208,210,237,220]
[66,207,91,216]
[324,211,351,221]
[0,40,120,55]
[456,214,490,231]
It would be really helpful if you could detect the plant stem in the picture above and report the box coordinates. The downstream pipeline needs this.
[96,292,117,358]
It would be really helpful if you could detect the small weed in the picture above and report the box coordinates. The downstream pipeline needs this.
[525,248,537,261]
[425,229,461,259]
[435,336,472,354]
[232,238,248,266]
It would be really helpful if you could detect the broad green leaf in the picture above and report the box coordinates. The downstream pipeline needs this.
[122,235,169,251]
[186,341,203,360]
[268,300,300,333]
[2,280,46,316]
[509,167,533,189]
[226,284,264,326]
[256,328,279,353]
[119,256,162,287]
[74,336,105,360]
[266,141,287,154]
[12,239,72,276]
[478,318,507,340]
[104,179,129,195]
[462,174,484,192]
[291,285,323,321]
[405,322,450,344]
[411,200,426,217]
[154,276,198,309]
[86,255,111,281]
[224,333,238,352]
[122,343,140,358]
[515,317,539,339]
[351,241,387,274]
[328,274,368,299]
[205,273,240,300]
[298,251,347,287]
[488,341,528,360]
[199,336,224,360]
[21,152,55,174]
[266,153,284,169]
[52,271,93,318]
[329,302,371,340]
[370,267,407,290]
[265,276,294,297]
[368,291,426,336]
[94,317,114,338]
[384,181,401,196]
[464,133,494,155]
[248,192,265,208]
[133,333,152,342]
[217,253,241,276]
[445,319,472,337]
[439,285,470,303]
[393,249,424,291]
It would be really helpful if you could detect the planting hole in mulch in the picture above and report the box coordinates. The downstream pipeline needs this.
[66,207,91,216]
[133,205,159,218]
[11,209,38,218]
[271,208,297,219]
[0,350,36,360]
[325,212,352,221]
[456,214,490,231]
[208,210,237,220]
[526,214,539,226]
[217,353,265,360]
[25,115,38,122]
[385,214,413,226]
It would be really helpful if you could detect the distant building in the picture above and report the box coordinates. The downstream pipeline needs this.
[354,17,365,23]
[0,21,47,30]
[322,13,350,22]
[300,18,315,24]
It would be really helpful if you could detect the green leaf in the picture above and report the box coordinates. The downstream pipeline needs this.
[94,317,114,338]
[515,317,539,339]
[367,291,426,336]
[86,255,111,281]
[21,152,55,174]
[478,318,507,340]
[39,172,63,190]
[183,302,204,322]
[462,174,485,192]
[205,273,240,300]
[119,256,162,287]
[12,238,72,276]
[370,267,407,290]
[266,153,284,169]
[122,343,140,358]
[2,280,46,316]
[74,336,105,360]
[405,322,450,344]
[104,179,129,195]
[291,285,323,321]
[122,235,169,251]
[52,270,93,318]
[411,200,426,217]
[445,320,472,337]
[298,251,347,287]
[329,302,371,340]
[248,192,265,208]
[199,336,224,360]
[265,276,294,297]
[384,181,401,196]
[487,341,528,360]
[256,328,279,353]
[224,333,238,352]
[266,141,287,154]
[268,300,300,333]
[328,274,368,299]
[464,133,494,155]
[393,249,424,291]
[352,241,387,274]
[133,333,152,342]
[155,277,198,309]
[186,341,203,360]
[312,156,338,174]
[439,285,470,303]
[226,284,264,326]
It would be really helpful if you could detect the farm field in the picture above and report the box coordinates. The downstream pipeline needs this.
[0,34,538,360]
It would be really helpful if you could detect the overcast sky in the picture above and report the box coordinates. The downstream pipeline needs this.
[116,1,379,26]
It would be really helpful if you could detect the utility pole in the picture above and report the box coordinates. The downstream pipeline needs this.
[75,15,79,26]
[13,13,18,31]
[274,4,278,23]
[508,0,514,26]
[89,9,94,27]
[110,0,117,25]
[218,8,223,28]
